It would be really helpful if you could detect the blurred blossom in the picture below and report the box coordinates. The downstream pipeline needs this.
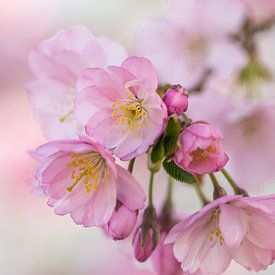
[26,25,127,139]
[242,0,275,26]
[151,233,182,275]
[136,0,247,88]
[188,88,275,191]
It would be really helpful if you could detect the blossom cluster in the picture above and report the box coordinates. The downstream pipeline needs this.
[26,1,275,274]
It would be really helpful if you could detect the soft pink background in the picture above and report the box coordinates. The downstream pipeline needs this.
[1,1,275,274]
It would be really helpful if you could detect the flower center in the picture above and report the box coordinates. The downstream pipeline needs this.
[209,209,224,246]
[66,152,110,193]
[111,93,149,134]
[189,145,216,161]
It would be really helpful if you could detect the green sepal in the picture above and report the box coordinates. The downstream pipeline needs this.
[157,83,171,97]
[163,116,181,156]
[151,139,165,163]
[163,160,196,184]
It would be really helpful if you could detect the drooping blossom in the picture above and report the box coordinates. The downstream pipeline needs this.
[30,135,145,227]
[105,201,138,240]
[75,56,167,160]
[26,25,127,139]
[151,233,182,275]
[175,123,229,175]
[187,87,275,191]
[164,85,189,116]
[136,0,247,88]
[166,195,275,274]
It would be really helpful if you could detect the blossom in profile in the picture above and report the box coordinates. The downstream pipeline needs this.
[76,56,167,160]
[166,195,275,274]
[26,25,127,139]
[136,0,247,88]
[31,136,145,227]
[175,123,229,175]
[105,201,138,240]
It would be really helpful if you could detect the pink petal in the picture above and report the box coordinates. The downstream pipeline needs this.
[219,204,249,248]
[121,56,158,96]
[115,164,145,210]
[84,176,117,226]
[75,86,112,126]
[232,238,272,272]
[200,243,231,274]
[76,67,124,100]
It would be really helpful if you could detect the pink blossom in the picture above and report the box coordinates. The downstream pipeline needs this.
[242,0,275,26]
[136,0,247,88]
[164,85,189,116]
[166,195,275,274]
[151,233,182,275]
[105,202,138,240]
[26,25,127,139]
[75,56,167,160]
[187,88,275,191]
[31,135,145,227]
[175,123,229,175]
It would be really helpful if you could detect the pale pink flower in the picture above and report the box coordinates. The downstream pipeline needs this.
[75,56,167,161]
[105,202,138,240]
[166,195,275,274]
[151,233,182,275]
[175,123,229,175]
[136,0,247,88]
[26,25,127,139]
[242,0,275,26]
[31,135,145,227]
[187,88,275,191]
[164,85,189,116]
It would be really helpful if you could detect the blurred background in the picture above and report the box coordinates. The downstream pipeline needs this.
[1,1,275,274]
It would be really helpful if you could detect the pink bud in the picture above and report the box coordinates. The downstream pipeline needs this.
[105,203,137,240]
[133,228,157,262]
[164,85,189,116]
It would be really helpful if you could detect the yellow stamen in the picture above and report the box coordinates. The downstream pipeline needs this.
[209,209,224,246]
[66,152,109,193]
[189,144,217,161]
[111,91,149,134]
[59,110,74,123]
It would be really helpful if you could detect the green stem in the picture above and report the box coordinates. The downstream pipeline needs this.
[166,177,173,207]
[182,113,190,127]
[194,176,209,206]
[159,177,174,231]
[209,173,226,199]
[221,169,248,196]
[148,171,155,207]
[128,158,136,174]
[209,173,219,188]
